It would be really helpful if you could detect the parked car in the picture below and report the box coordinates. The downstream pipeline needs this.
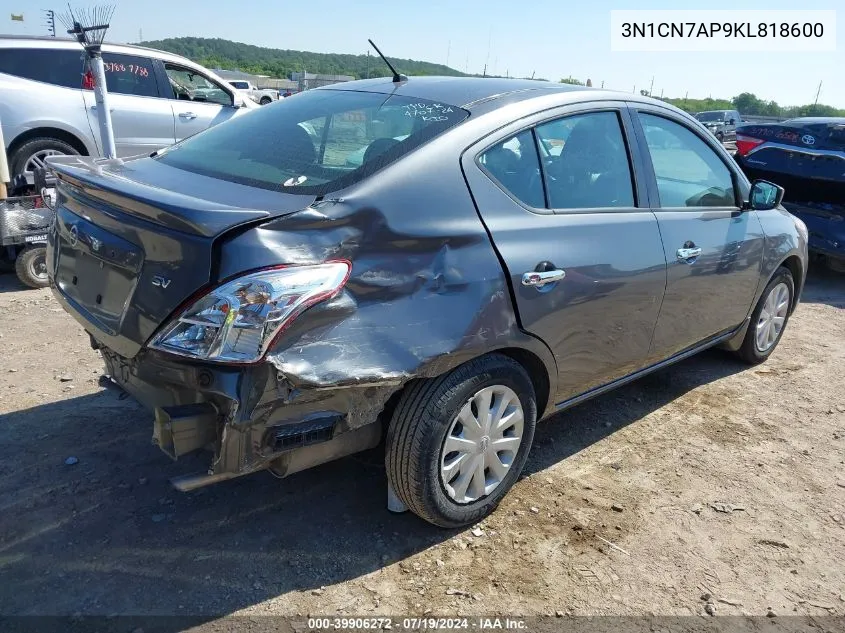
[0,35,258,185]
[45,78,807,528]
[694,109,742,142]
[734,117,845,272]
[226,80,278,105]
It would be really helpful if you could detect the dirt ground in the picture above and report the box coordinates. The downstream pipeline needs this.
[0,265,843,622]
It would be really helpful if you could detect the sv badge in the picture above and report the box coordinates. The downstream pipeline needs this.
[151,275,172,289]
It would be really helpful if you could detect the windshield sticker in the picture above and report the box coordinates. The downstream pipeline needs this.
[283,175,308,187]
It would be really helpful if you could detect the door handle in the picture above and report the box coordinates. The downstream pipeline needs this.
[676,247,702,261]
[178,112,198,120]
[522,269,566,287]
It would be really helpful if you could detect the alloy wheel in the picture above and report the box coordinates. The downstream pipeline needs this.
[755,282,790,353]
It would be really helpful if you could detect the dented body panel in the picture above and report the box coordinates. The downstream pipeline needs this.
[45,79,806,490]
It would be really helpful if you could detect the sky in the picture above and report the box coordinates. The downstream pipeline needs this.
[2,0,843,107]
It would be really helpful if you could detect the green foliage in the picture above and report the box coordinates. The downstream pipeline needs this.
[138,37,465,80]
[661,91,844,118]
[559,76,584,85]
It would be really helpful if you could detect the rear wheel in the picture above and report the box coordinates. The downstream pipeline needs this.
[386,353,537,528]
[10,138,79,181]
[14,245,49,289]
[736,267,794,365]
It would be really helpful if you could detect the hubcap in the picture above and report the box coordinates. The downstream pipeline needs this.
[755,282,790,353]
[440,385,524,505]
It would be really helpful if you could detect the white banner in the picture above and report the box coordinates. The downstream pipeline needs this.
[610,10,837,52]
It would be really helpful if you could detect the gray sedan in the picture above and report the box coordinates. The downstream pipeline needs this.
[45,77,807,528]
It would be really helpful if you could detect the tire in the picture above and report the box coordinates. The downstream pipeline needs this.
[715,132,724,142]
[386,353,537,528]
[14,246,49,289]
[10,138,79,179]
[259,97,272,105]
[735,267,794,365]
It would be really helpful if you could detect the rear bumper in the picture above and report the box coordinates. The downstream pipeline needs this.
[783,203,845,262]
[95,341,386,489]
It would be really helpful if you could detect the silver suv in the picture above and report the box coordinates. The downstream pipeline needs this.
[0,36,257,182]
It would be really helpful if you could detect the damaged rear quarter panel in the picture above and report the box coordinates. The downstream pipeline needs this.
[216,133,558,448]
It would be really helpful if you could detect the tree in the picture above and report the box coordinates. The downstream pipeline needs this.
[560,76,584,85]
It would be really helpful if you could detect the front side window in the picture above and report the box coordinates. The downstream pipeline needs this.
[101,53,158,98]
[479,130,544,208]
[639,113,736,208]
[537,111,635,209]
[0,47,86,89]
[163,63,232,106]
[155,90,469,194]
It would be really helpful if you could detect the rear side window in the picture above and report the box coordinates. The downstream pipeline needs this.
[155,90,469,194]
[479,131,544,208]
[0,47,86,89]
[639,113,736,208]
[101,53,158,98]
[536,111,635,209]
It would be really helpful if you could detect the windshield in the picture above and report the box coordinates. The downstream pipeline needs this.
[155,89,469,194]
[695,112,726,122]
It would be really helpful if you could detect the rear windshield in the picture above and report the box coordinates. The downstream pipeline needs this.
[695,112,726,122]
[155,89,469,194]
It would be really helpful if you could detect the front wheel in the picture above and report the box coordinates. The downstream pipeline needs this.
[735,267,794,365]
[259,97,272,105]
[15,245,49,289]
[386,353,537,528]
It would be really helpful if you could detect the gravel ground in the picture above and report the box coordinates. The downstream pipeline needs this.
[0,265,843,623]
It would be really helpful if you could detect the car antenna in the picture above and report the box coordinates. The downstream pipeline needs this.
[368,39,408,83]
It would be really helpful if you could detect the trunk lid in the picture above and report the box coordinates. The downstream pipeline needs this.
[46,156,316,359]
[737,121,845,186]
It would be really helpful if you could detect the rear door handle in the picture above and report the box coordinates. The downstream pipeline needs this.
[676,247,702,261]
[522,269,566,286]
[178,112,198,120]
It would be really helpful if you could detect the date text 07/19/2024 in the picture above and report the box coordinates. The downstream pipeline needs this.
[305,617,528,630]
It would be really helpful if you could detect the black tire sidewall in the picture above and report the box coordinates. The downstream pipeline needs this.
[741,268,794,363]
[10,138,78,176]
[417,357,537,526]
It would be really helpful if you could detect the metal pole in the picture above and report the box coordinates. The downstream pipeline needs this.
[88,51,116,158]
[0,116,9,199]
[814,80,822,105]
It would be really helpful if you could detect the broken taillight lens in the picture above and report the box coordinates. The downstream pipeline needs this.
[149,262,351,363]
[735,134,765,157]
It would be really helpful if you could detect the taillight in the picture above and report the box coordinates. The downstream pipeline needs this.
[149,262,351,363]
[82,70,95,90]
[735,134,764,157]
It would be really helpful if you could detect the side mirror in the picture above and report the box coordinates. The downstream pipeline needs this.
[746,179,784,211]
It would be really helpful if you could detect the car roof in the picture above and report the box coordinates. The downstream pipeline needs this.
[317,76,669,113]
[784,117,845,124]
[0,35,198,64]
